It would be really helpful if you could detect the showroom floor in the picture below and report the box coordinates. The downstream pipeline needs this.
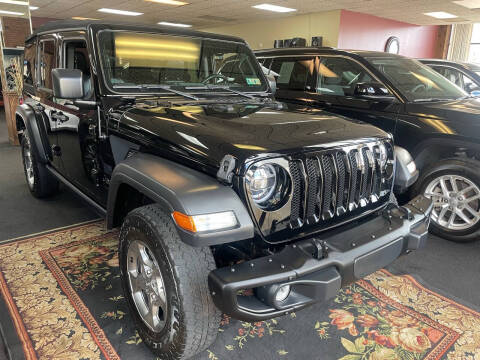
[0,112,479,359]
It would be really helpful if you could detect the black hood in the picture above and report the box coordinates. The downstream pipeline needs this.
[114,101,390,173]
[405,98,480,139]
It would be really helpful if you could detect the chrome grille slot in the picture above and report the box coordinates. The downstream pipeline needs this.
[289,160,305,228]
[305,157,321,223]
[320,155,334,219]
[288,140,392,230]
[334,152,347,214]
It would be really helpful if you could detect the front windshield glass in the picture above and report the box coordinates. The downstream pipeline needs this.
[98,31,268,93]
[367,57,468,102]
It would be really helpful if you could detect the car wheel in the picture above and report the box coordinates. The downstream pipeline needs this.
[119,204,220,360]
[414,158,480,242]
[21,129,59,198]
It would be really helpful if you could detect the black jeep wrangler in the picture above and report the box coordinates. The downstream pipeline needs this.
[17,21,432,359]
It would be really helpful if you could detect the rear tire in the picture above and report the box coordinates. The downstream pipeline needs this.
[21,129,59,198]
[413,158,480,242]
[119,204,220,360]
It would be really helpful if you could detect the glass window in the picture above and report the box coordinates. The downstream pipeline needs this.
[64,40,92,98]
[431,66,464,87]
[469,24,480,64]
[23,42,35,86]
[98,31,267,93]
[367,57,467,102]
[317,57,373,96]
[270,57,314,91]
[39,40,55,89]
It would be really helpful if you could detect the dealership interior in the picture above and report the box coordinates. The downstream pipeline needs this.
[0,1,480,360]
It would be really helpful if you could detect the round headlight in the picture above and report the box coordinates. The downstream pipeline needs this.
[246,163,291,210]
[246,164,277,204]
[378,143,388,168]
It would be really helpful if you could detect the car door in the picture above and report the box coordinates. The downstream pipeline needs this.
[311,55,401,136]
[52,34,106,204]
[36,35,63,171]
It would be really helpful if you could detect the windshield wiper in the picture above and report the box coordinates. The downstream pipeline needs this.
[412,97,451,103]
[186,85,256,100]
[113,84,199,100]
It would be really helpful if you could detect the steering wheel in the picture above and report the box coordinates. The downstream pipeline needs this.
[412,84,427,93]
[202,73,231,84]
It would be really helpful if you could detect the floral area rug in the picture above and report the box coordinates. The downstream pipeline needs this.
[0,221,479,360]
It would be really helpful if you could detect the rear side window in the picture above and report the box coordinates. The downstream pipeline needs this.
[23,42,35,86]
[270,57,315,91]
[317,57,373,96]
[39,39,56,89]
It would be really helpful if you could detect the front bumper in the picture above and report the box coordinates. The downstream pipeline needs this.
[208,195,432,322]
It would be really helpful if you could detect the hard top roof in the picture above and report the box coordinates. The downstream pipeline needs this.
[29,20,246,44]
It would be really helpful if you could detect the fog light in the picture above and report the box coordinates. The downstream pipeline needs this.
[275,285,291,302]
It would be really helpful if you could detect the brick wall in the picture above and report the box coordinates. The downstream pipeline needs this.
[1,17,30,48]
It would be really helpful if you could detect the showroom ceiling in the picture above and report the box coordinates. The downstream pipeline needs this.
[26,0,480,27]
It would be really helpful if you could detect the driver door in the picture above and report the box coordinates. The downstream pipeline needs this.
[311,56,401,136]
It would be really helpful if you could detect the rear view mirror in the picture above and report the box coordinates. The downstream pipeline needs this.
[52,68,84,99]
[354,82,392,97]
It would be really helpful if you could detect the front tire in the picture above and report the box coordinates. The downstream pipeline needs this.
[119,205,220,360]
[21,129,59,198]
[413,158,480,242]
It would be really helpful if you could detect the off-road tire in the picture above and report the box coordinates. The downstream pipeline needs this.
[21,129,59,198]
[412,157,480,242]
[119,204,220,360]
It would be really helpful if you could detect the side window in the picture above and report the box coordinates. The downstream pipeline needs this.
[270,57,315,91]
[460,73,479,93]
[39,39,56,89]
[64,39,92,98]
[23,42,35,86]
[318,57,373,96]
[432,66,463,88]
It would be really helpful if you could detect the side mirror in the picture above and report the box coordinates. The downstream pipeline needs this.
[52,68,84,99]
[354,82,392,97]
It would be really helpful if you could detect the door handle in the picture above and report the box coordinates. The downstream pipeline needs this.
[50,111,68,123]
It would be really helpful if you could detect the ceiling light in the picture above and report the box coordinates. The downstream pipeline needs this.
[146,0,189,5]
[158,21,192,27]
[0,0,28,5]
[72,16,98,20]
[0,10,23,15]
[97,8,143,16]
[252,3,296,13]
[424,11,458,19]
[29,6,38,10]
[453,0,480,9]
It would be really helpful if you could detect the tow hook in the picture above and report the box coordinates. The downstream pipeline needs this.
[312,239,329,260]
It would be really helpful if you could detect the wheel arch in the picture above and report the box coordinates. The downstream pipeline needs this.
[412,137,480,173]
[107,153,254,246]
[16,104,49,163]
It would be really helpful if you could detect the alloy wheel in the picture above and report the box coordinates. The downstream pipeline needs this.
[126,240,168,333]
[23,135,35,189]
[424,174,480,231]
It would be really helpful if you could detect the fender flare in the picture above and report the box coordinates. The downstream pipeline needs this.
[16,104,49,164]
[107,153,254,246]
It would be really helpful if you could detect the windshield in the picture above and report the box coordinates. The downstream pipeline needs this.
[367,57,468,102]
[98,31,268,94]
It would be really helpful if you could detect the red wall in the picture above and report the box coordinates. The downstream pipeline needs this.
[338,10,441,58]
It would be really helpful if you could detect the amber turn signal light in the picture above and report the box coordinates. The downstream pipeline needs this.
[172,211,197,233]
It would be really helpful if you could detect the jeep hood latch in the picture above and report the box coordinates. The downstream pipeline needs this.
[217,155,237,184]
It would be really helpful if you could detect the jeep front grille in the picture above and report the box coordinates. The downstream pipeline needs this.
[288,141,392,229]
